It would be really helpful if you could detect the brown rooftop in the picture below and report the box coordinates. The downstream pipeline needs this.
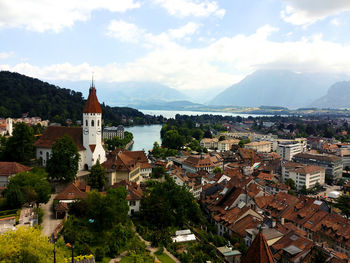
[241,230,275,263]
[0,162,32,176]
[34,126,85,150]
[83,86,102,113]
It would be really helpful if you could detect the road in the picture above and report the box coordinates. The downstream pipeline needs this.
[40,194,62,236]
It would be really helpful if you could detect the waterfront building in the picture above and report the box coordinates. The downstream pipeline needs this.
[103,125,124,140]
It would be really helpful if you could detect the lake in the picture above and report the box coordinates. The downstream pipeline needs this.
[140,109,266,119]
[126,110,269,152]
[125,124,162,152]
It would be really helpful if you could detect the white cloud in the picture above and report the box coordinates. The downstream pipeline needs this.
[106,20,145,43]
[0,0,141,32]
[4,25,350,91]
[281,0,350,26]
[0,51,13,59]
[168,22,200,39]
[153,0,225,18]
[106,20,200,46]
[331,18,340,26]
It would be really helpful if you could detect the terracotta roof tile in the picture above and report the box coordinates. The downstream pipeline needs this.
[0,162,32,176]
[34,126,85,150]
[83,87,102,113]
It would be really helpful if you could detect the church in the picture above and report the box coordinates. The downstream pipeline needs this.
[35,81,106,170]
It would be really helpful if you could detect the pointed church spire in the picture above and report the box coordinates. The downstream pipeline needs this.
[83,77,102,114]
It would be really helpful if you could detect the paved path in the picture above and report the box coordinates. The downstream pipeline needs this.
[41,194,62,236]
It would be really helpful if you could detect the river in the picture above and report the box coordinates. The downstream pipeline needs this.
[125,124,162,152]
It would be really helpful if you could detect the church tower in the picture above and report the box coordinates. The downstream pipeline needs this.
[82,80,106,169]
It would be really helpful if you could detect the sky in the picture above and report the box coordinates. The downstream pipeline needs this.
[1,0,350,96]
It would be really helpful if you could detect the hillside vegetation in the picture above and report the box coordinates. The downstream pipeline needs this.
[0,71,161,125]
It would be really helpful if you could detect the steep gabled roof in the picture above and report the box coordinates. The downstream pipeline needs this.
[83,87,102,113]
[34,126,85,150]
[241,230,275,263]
[54,182,88,201]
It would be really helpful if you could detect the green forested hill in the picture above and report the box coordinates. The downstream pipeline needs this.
[0,71,160,125]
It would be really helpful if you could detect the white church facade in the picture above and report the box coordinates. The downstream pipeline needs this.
[35,82,106,170]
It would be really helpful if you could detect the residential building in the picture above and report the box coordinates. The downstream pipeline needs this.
[245,141,272,153]
[0,162,31,187]
[277,140,305,161]
[218,139,240,152]
[244,228,283,247]
[111,179,143,215]
[282,161,325,190]
[200,138,218,149]
[182,154,223,173]
[103,125,125,140]
[293,152,343,182]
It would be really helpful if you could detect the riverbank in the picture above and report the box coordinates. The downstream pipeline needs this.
[125,140,134,150]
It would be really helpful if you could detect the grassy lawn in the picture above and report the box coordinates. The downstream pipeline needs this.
[156,253,176,263]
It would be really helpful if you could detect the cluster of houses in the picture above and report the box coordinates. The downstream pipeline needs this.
[2,82,350,262]
[0,116,49,136]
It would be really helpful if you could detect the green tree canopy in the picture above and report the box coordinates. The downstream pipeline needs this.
[0,227,66,263]
[334,194,350,218]
[162,130,185,150]
[3,122,35,162]
[285,178,296,191]
[87,160,106,191]
[46,135,80,182]
[4,168,51,208]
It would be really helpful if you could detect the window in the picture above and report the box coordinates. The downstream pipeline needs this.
[91,120,94,126]
[85,120,88,126]
[46,152,49,160]
[129,201,136,206]
[98,120,100,126]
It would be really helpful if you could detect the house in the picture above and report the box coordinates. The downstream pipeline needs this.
[111,179,143,215]
[182,153,223,173]
[245,141,272,153]
[54,181,90,218]
[0,162,31,187]
[103,125,125,140]
[103,150,151,185]
[35,81,106,171]
[244,227,284,247]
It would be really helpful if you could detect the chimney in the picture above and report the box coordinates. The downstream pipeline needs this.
[281,217,285,225]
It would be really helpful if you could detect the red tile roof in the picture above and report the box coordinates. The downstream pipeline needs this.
[54,182,88,201]
[83,87,102,113]
[0,162,32,176]
[34,126,85,150]
[111,179,143,200]
[241,230,275,263]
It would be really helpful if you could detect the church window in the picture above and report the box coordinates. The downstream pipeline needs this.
[98,120,100,126]
[91,120,94,126]
[85,120,88,126]
[46,152,49,160]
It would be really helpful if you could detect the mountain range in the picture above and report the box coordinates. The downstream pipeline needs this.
[53,80,188,107]
[311,81,350,108]
[210,70,349,109]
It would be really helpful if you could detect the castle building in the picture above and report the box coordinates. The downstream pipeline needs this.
[35,81,106,170]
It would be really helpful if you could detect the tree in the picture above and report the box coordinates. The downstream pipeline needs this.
[4,168,51,208]
[3,122,35,162]
[334,194,350,218]
[87,160,106,191]
[204,130,212,139]
[285,178,296,191]
[151,166,166,179]
[213,167,223,175]
[46,135,80,182]
[0,226,66,263]
[219,135,226,141]
[162,130,185,150]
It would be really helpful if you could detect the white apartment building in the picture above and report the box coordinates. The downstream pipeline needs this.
[217,139,240,151]
[277,140,306,161]
[245,141,272,153]
[282,162,325,190]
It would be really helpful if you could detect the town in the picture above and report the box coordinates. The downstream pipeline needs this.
[1,78,350,263]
